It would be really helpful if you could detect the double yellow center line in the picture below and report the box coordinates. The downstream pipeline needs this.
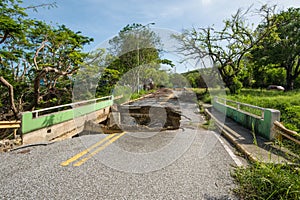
[61,132,126,167]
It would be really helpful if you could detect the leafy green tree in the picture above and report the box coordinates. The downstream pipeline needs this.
[169,73,189,88]
[252,7,300,91]
[183,70,207,88]
[96,61,121,96]
[108,23,161,72]
[137,66,169,88]
[26,22,92,109]
[0,0,92,121]
[0,0,27,44]
[97,23,166,96]
[250,63,286,88]
[74,48,111,100]
[0,0,33,118]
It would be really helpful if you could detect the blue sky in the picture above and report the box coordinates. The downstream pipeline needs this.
[24,0,300,53]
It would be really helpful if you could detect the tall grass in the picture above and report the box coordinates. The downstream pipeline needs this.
[232,163,300,200]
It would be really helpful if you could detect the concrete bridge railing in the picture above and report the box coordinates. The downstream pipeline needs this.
[21,96,113,144]
[213,97,280,140]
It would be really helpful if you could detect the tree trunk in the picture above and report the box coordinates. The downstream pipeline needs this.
[0,76,19,118]
[285,71,294,91]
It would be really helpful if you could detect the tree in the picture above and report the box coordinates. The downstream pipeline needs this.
[74,48,111,100]
[252,7,300,91]
[97,23,165,96]
[182,70,207,88]
[27,22,93,109]
[144,68,170,88]
[0,0,32,118]
[0,0,27,44]
[0,0,92,121]
[174,5,278,94]
[169,73,189,88]
[96,60,122,96]
[0,0,58,118]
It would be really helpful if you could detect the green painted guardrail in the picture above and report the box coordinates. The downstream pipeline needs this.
[21,96,113,134]
[213,97,280,140]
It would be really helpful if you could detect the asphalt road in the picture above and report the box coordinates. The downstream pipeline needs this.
[0,91,240,199]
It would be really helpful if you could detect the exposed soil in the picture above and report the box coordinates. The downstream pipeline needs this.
[100,88,182,133]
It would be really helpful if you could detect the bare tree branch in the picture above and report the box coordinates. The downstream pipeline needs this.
[25,2,57,12]
[0,32,9,44]
[34,40,49,70]
[0,76,19,118]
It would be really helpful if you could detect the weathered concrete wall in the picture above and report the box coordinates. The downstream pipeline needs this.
[213,98,280,140]
[21,98,112,145]
[22,99,112,134]
[22,108,110,144]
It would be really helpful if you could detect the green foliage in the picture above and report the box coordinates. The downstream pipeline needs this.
[0,0,93,120]
[175,5,300,92]
[252,7,300,91]
[0,0,27,42]
[96,68,121,96]
[108,23,160,68]
[228,77,243,94]
[251,66,286,89]
[192,88,212,103]
[283,106,300,132]
[130,89,149,100]
[182,70,207,88]
[232,163,300,200]
[169,73,189,88]
[96,23,164,97]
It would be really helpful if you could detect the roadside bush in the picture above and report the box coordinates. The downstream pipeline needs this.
[130,89,153,100]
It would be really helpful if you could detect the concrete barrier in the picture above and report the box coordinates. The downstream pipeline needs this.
[213,97,280,140]
[21,96,113,144]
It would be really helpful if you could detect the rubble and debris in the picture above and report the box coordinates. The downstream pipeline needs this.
[0,136,22,152]
[99,88,182,133]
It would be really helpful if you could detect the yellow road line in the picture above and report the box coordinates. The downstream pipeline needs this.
[60,134,116,166]
[73,132,126,167]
